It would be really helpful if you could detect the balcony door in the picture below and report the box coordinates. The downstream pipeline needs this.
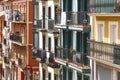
[96,21,104,42]
[109,22,118,44]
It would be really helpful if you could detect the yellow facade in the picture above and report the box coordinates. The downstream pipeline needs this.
[93,16,120,44]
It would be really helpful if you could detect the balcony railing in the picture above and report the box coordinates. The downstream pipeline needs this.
[4,57,10,64]
[48,19,54,30]
[55,48,88,66]
[55,11,89,26]
[87,39,120,65]
[13,10,26,22]
[90,0,115,13]
[10,32,25,44]
[32,48,41,59]
[33,19,46,29]
[18,58,22,66]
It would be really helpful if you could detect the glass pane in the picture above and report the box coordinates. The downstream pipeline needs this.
[34,33,39,48]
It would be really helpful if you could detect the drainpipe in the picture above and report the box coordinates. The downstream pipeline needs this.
[26,0,29,67]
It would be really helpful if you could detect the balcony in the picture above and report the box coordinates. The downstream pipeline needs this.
[90,0,116,13]
[87,39,120,65]
[18,58,23,66]
[48,19,54,30]
[33,19,47,32]
[12,10,26,23]
[32,48,41,60]
[47,52,60,68]
[4,57,10,64]
[55,11,89,26]
[10,32,26,46]
[55,48,90,73]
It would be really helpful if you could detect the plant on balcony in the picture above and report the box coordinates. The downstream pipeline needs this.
[70,49,76,54]
[56,46,62,50]
[56,6,62,13]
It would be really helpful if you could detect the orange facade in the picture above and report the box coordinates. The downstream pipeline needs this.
[11,1,39,80]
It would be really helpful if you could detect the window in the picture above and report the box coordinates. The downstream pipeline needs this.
[48,7,51,19]
[54,74,58,80]
[48,72,51,80]
[76,32,82,52]
[109,21,118,44]
[68,70,72,80]
[48,37,51,51]
[54,38,58,57]
[34,5,39,19]
[33,32,39,48]
[43,6,45,28]
[43,35,46,50]
[96,21,104,42]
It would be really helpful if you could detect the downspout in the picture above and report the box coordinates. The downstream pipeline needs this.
[26,0,29,69]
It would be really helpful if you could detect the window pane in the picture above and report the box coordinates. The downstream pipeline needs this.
[34,5,39,19]
[33,33,39,48]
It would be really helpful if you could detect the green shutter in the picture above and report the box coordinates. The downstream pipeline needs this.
[114,47,120,64]
[68,69,72,80]
[33,32,39,48]
[84,75,90,80]
[63,30,67,58]
[77,73,82,80]
[63,0,66,11]
[63,68,66,80]
[48,38,51,51]
[76,32,82,52]
[83,33,89,65]
[48,73,51,80]
[43,36,46,50]
[78,0,84,11]
[67,0,72,11]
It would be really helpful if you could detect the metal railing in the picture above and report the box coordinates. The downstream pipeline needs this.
[48,19,54,30]
[55,48,88,66]
[87,39,120,64]
[55,11,89,25]
[12,10,26,22]
[90,0,115,13]
[10,32,25,44]
[32,48,41,59]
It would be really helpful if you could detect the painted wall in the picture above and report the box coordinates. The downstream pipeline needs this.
[93,16,120,44]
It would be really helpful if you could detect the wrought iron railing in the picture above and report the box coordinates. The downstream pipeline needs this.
[55,11,89,26]
[90,0,115,13]
[48,19,54,30]
[32,48,41,59]
[4,57,10,64]
[18,58,22,66]
[87,39,120,64]
[10,32,25,44]
[55,48,88,66]
[12,10,26,22]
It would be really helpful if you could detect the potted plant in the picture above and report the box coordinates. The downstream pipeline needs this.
[56,6,62,13]
[56,46,62,58]
[56,46,62,50]
[70,49,76,54]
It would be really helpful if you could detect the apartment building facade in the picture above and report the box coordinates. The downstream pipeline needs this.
[5,0,39,80]
[55,0,91,80]
[32,0,60,80]
[88,0,120,80]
